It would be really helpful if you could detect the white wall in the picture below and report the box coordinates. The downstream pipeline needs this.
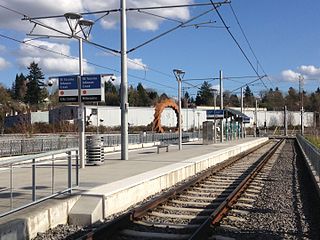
[85,106,207,130]
[82,105,314,130]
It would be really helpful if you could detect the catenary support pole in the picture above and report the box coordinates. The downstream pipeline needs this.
[121,0,129,160]
[240,87,244,138]
[78,38,85,168]
[219,70,224,142]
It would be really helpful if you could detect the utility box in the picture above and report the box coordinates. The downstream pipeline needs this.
[203,121,214,145]
[86,135,104,165]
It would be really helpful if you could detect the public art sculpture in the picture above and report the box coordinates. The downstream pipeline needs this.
[152,98,181,133]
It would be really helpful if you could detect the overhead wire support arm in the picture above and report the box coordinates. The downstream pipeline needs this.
[23,17,120,54]
[137,10,183,23]
[127,8,215,54]
[127,2,230,11]
[230,75,267,93]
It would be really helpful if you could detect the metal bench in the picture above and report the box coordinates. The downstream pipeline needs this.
[157,144,169,154]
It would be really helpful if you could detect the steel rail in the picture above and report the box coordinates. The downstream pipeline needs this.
[77,140,270,240]
[189,138,284,239]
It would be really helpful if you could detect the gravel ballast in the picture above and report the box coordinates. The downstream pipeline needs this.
[212,140,320,239]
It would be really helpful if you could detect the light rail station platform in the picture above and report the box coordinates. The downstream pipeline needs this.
[0,137,268,240]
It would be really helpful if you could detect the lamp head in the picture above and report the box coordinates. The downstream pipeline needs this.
[78,19,94,27]
[173,69,185,75]
[64,12,82,20]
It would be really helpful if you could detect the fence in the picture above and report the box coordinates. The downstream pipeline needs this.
[101,132,200,147]
[0,132,201,157]
[0,148,79,218]
[0,137,78,157]
[296,134,320,180]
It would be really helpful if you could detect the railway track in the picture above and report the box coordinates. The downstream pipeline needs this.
[79,139,284,240]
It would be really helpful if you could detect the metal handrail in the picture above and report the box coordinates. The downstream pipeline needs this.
[296,134,320,179]
[0,148,79,218]
[0,132,201,157]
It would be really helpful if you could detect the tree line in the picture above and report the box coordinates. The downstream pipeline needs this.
[1,62,320,117]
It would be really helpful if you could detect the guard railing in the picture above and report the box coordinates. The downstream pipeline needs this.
[0,148,79,218]
[296,134,320,180]
[0,137,78,157]
[0,132,201,157]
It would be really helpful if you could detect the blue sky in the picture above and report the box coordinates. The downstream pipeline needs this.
[0,0,319,99]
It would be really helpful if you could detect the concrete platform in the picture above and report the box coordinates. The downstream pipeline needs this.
[0,137,268,240]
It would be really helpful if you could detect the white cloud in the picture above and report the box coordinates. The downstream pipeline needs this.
[281,69,301,82]
[127,58,147,70]
[17,39,94,74]
[298,65,320,77]
[281,64,320,82]
[0,57,10,70]
[1,0,191,32]
[83,0,191,31]
[0,0,83,33]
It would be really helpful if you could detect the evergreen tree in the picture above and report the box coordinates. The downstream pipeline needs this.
[24,62,46,105]
[195,81,214,106]
[243,86,254,107]
[104,81,120,106]
[285,87,299,111]
[12,73,27,101]
[136,83,151,106]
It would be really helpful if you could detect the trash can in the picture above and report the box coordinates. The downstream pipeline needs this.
[86,135,104,165]
[203,121,214,145]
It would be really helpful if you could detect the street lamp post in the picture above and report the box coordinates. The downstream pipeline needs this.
[64,13,94,168]
[240,87,244,138]
[173,69,185,150]
[212,89,218,143]
[219,70,224,142]
[197,112,201,138]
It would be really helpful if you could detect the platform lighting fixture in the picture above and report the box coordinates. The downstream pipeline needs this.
[63,12,96,168]
[211,88,218,143]
[64,12,82,36]
[173,69,185,151]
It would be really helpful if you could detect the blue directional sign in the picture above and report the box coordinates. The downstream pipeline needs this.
[58,75,78,102]
[207,110,224,119]
[81,75,101,89]
[57,74,105,103]
[58,75,78,90]
[243,116,251,123]
[81,74,104,102]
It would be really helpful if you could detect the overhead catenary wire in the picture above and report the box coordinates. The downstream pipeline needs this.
[0,4,179,89]
[0,3,178,83]
[0,33,176,91]
[209,0,268,90]
[228,3,275,89]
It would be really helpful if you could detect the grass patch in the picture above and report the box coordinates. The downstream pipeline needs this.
[306,135,320,149]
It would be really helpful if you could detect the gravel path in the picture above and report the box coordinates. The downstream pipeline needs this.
[211,140,320,239]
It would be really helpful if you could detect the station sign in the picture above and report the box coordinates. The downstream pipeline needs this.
[58,74,105,103]
[243,116,251,123]
[58,75,78,102]
[206,110,224,119]
[81,74,105,102]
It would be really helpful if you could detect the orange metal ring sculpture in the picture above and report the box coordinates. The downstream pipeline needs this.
[152,98,181,133]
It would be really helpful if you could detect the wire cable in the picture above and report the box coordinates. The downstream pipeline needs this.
[210,1,268,90]
[229,3,275,89]
[0,33,176,91]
